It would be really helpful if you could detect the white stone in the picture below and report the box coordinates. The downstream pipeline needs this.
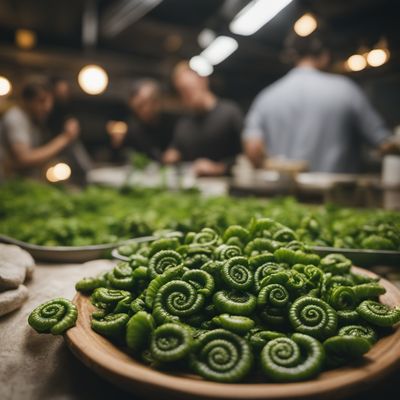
[0,285,29,317]
[0,244,35,279]
[0,260,26,290]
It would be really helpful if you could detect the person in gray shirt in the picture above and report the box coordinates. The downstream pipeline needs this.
[243,33,397,173]
[1,80,79,178]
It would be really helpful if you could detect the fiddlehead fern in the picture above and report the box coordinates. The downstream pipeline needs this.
[182,269,215,297]
[91,288,131,309]
[260,333,324,382]
[75,272,107,294]
[221,257,253,291]
[145,265,183,309]
[184,246,213,269]
[150,323,193,362]
[247,329,286,352]
[257,284,290,309]
[192,227,220,246]
[248,253,275,269]
[215,244,242,261]
[212,314,255,335]
[353,283,386,302]
[213,290,256,316]
[338,325,377,344]
[326,286,356,311]
[126,311,155,352]
[107,262,135,290]
[91,312,129,338]
[189,329,253,382]
[222,225,250,246]
[153,280,205,324]
[254,263,285,292]
[320,254,352,275]
[323,335,372,367]
[245,238,279,256]
[148,237,180,257]
[289,296,338,339]
[28,298,77,335]
[273,228,297,242]
[356,300,400,327]
[148,250,182,279]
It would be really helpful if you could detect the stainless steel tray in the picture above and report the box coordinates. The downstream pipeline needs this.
[0,234,156,263]
[312,246,400,267]
[111,248,130,262]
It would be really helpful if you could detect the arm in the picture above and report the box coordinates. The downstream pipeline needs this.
[350,83,394,153]
[10,118,79,168]
[162,119,183,165]
[244,138,266,168]
[162,147,181,164]
[242,96,267,168]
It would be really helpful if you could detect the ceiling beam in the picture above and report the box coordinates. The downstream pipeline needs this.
[101,0,163,38]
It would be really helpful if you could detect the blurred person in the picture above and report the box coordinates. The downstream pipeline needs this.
[109,79,175,161]
[0,80,79,177]
[243,33,398,173]
[163,62,242,176]
[48,77,92,178]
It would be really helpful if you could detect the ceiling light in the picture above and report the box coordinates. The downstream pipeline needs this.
[189,56,214,77]
[367,48,389,67]
[294,13,317,37]
[200,36,238,66]
[46,163,71,182]
[198,29,216,48]
[15,29,37,49]
[0,76,12,96]
[78,65,108,95]
[230,0,293,36]
[346,54,367,72]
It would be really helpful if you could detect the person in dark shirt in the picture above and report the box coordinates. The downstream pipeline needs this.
[163,62,242,176]
[111,79,175,161]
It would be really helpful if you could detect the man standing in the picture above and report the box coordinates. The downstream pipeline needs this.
[163,62,242,176]
[243,33,396,173]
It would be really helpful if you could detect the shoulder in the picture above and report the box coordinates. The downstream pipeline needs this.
[250,75,290,108]
[2,106,27,123]
[317,71,361,93]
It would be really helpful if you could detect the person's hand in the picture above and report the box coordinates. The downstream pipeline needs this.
[62,118,80,142]
[193,158,227,177]
[379,140,400,156]
[163,148,181,164]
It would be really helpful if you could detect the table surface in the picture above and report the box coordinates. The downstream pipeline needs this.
[1,260,399,400]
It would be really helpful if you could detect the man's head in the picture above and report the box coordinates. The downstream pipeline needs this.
[129,79,161,123]
[284,32,330,70]
[172,61,210,111]
[51,77,71,103]
[21,80,53,123]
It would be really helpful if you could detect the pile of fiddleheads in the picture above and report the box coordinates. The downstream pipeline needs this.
[28,219,400,383]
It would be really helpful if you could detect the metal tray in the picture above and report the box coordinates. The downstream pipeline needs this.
[0,234,156,263]
[111,248,130,262]
[312,246,400,267]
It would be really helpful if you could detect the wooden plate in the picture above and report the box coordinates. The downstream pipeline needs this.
[65,267,400,400]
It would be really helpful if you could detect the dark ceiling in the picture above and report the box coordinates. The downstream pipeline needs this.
[0,0,399,106]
